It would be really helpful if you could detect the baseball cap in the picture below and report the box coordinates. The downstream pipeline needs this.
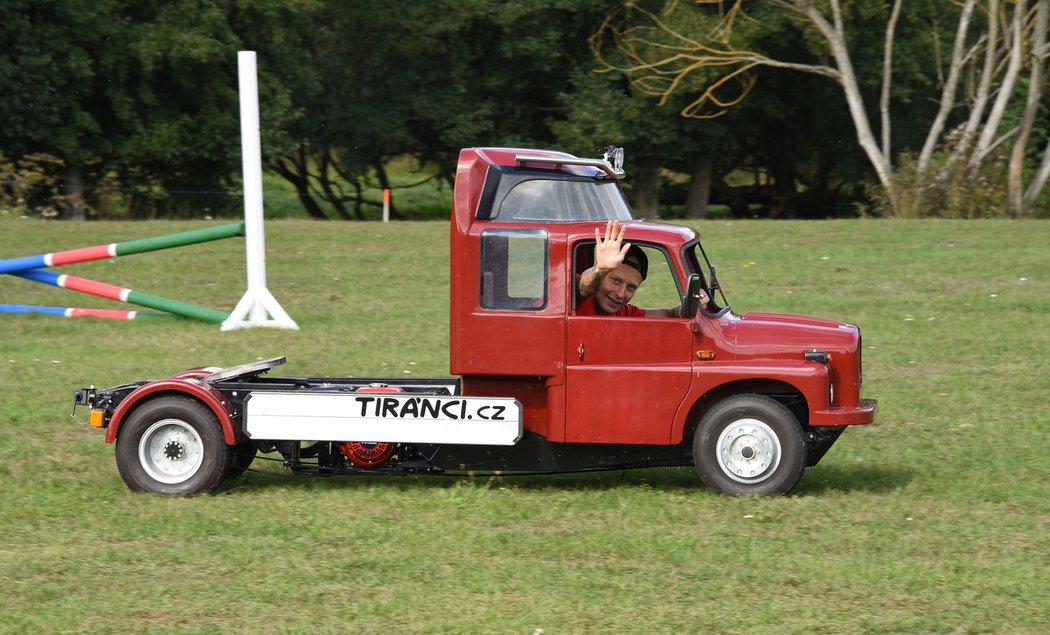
[623,245,648,280]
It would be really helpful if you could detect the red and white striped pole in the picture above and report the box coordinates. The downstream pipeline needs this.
[383,189,391,223]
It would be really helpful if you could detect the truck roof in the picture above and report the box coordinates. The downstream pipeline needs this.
[472,147,600,175]
[454,146,699,249]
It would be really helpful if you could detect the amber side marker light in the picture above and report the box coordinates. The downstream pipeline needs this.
[697,350,716,360]
[89,409,105,428]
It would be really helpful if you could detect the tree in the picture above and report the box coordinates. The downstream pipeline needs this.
[593,0,1050,217]
[588,1,873,218]
[0,0,121,218]
[270,0,622,220]
[554,70,697,216]
[0,0,317,219]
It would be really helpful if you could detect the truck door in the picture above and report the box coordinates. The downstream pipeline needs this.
[564,243,694,444]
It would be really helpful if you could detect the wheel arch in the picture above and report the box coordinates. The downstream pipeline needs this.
[105,380,239,446]
[674,378,810,446]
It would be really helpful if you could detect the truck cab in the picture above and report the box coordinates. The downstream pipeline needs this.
[443,146,875,492]
[75,145,875,497]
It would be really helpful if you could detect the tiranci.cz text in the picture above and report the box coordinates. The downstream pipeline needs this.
[353,396,508,421]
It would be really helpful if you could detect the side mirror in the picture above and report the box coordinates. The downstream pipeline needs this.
[681,274,704,319]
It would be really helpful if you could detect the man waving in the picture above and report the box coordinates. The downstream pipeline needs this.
[577,220,702,318]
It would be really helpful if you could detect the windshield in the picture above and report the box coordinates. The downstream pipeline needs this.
[493,176,633,223]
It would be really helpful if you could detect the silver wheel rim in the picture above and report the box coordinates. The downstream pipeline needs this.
[138,419,205,484]
[715,418,782,484]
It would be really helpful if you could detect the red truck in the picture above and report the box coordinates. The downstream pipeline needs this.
[73,146,876,496]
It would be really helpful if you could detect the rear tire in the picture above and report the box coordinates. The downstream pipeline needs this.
[115,396,231,496]
[693,394,805,495]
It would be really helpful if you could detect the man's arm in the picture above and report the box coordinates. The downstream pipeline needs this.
[579,220,630,297]
[644,292,709,318]
[577,265,603,297]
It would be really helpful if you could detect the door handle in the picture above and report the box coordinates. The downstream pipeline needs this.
[577,342,585,361]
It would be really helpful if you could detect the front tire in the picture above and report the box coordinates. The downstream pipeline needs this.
[115,396,231,496]
[693,394,806,495]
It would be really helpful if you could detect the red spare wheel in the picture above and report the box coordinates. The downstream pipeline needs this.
[339,384,400,467]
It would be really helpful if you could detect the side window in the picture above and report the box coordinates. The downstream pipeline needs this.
[628,245,681,309]
[573,241,681,311]
[480,229,548,310]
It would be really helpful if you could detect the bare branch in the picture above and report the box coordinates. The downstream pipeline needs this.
[594,0,838,119]
[881,0,904,160]
[969,0,1026,179]
[939,1,1000,182]
[781,0,895,198]
[680,64,760,119]
[1012,0,1048,213]
[592,0,1048,216]
[988,126,1020,154]
[918,0,978,177]
[1025,135,1050,207]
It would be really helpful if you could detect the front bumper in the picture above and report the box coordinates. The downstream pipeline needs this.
[809,398,877,426]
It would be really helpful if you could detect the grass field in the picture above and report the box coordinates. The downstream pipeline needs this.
[0,218,1047,634]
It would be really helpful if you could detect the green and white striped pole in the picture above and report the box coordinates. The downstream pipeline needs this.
[0,223,244,275]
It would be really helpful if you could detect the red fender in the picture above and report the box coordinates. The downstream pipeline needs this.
[670,361,830,444]
[104,378,239,446]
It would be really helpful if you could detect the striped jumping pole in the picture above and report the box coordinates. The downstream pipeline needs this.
[0,304,168,320]
[0,223,244,276]
[11,269,230,323]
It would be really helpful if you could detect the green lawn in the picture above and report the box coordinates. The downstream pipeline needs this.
[0,218,1047,633]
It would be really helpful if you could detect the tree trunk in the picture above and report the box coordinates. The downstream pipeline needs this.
[318,151,352,220]
[272,157,329,220]
[917,0,976,178]
[685,156,713,219]
[798,1,898,214]
[940,0,1000,183]
[968,1,1025,183]
[372,160,404,220]
[631,160,659,216]
[351,180,366,220]
[1008,0,1047,215]
[65,164,86,221]
[1025,135,1050,209]
[880,0,903,160]
[769,159,798,218]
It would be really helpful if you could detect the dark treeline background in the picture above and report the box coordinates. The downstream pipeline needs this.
[1,0,1048,221]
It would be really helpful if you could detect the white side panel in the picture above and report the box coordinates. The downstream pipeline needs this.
[245,392,522,445]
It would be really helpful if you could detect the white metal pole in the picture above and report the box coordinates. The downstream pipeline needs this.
[240,51,266,319]
[222,51,298,331]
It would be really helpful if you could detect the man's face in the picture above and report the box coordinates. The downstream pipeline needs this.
[594,264,643,314]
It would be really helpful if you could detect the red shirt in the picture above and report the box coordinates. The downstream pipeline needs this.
[576,296,646,317]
